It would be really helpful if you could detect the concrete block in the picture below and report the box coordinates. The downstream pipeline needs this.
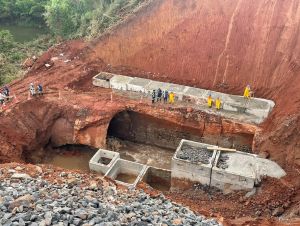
[105,159,148,188]
[110,75,133,91]
[92,72,114,88]
[89,149,120,174]
[127,77,151,93]
[211,151,256,190]
[144,81,169,94]
[171,139,217,188]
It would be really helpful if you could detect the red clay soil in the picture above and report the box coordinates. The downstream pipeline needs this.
[0,0,300,224]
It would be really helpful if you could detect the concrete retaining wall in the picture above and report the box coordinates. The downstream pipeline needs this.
[93,72,275,123]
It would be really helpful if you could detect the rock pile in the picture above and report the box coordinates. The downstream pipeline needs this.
[0,173,220,226]
[177,144,213,164]
[216,154,229,169]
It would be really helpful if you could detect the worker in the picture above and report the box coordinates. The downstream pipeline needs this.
[157,88,162,102]
[151,89,156,104]
[29,83,35,96]
[207,94,213,108]
[169,92,175,104]
[163,90,169,103]
[243,85,251,99]
[3,85,9,100]
[215,97,221,110]
[0,93,4,105]
[37,84,43,95]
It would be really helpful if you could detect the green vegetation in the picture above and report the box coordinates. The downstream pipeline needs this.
[45,0,144,38]
[0,30,55,85]
[0,0,146,86]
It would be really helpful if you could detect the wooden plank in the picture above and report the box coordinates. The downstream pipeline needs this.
[207,146,237,152]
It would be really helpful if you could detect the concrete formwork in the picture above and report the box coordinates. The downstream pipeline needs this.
[142,167,171,191]
[171,140,218,190]
[89,149,120,175]
[210,151,256,191]
[105,159,148,188]
[93,72,275,123]
[92,73,113,88]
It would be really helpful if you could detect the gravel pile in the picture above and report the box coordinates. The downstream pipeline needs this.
[177,144,213,164]
[0,173,221,226]
[216,154,229,169]
[234,144,252,153]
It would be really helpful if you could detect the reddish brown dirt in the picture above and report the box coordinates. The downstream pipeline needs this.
[0,0,300,224]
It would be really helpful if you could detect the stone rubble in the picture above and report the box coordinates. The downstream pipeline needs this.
[0,174,221,226]
[177,144,213,164]
[216,154,229,170]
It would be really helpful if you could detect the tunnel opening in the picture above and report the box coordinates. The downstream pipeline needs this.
[107,110,254,170]
[22,143,98,172]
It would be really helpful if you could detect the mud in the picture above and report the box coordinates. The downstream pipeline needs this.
[115,173,137,184]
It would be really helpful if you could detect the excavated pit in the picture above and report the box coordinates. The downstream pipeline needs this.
[106,110,255,171]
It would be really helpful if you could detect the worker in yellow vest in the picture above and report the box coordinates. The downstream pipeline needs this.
[207,95,213,108]
[169,92,175,104]
[216,97,221,110]
[243,85,251,99]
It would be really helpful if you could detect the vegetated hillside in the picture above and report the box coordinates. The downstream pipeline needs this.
[88,0,300,168]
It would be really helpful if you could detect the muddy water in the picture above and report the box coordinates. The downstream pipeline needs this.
[107,138,175,170]
[115,173,137,184]
[43,145,97,171]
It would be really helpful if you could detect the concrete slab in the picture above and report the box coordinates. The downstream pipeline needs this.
[255,158,286,179]
[144,81,169,94]
[127,77,151,92]
[93,72,275,124]
[184,87,208,99]
[105,159,148,188]
[89,149,120,174]
[211,151,256,190]
[110,75,133,91]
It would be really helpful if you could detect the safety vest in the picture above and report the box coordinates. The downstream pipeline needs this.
[216,99,221,109]
[207,97,212,107]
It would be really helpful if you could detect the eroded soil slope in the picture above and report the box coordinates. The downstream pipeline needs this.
[0,0,300,224]
[88,0,300,168]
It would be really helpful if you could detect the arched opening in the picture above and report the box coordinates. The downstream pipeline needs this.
[107,110,254,170]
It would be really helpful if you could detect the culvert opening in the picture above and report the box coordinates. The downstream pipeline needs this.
[107,110,255,170]
[23,143,97,171]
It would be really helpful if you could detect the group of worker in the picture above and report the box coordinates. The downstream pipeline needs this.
[29,82,43,96]
[207,95,222,110]
[207,85,253,110]
[152,88,175,104]
[0,86,10,105]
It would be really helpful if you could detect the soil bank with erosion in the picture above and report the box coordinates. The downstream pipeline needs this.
[0,0,300,225]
